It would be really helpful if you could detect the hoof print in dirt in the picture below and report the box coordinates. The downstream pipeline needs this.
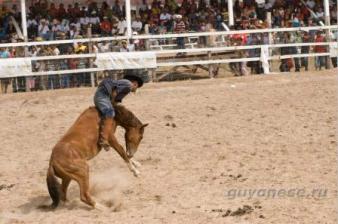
[139,156,161,165]
[229,205,254,216]
[211,208,224,212]
[221,210,232,217]
[0,184,15,191]
[207,106,217,111]
[228,174,247,182]
[164,115,174,120]
[212,205,260,218]
[165,122,177,128]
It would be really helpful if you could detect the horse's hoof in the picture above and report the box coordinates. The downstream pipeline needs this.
[131,159,141,168]
[132,169,140,177]
[95,202,107,211]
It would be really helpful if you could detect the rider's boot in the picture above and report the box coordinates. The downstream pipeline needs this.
[99,117,114,151]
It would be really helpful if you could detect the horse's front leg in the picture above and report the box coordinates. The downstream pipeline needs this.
[130,158,142,168]
[127,162,140,177]
[108,134,140,177]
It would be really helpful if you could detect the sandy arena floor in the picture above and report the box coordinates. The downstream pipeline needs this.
[0,69,337,224]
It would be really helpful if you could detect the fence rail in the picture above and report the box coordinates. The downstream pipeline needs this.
[0,25,337,48]
[2,42,334,61]
[0,43,336,78]
[0,26,337,79]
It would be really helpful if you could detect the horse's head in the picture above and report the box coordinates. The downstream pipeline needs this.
[114,104,148,158]
[125,123,148,158]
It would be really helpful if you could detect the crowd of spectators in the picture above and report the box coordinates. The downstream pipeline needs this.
[0,0,336,43]
[0,42,93,93]
[0,37,148,93]
[0,0,337,93]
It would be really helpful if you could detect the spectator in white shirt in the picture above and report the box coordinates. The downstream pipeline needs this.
[80,14,90,27]
[160,8,172,24]
[89,11,101,34]
[27,17,38,28]
[118,17,127,35]
[60,19,70,34]
[98,41,112,52]
[51,19,61,40]
[89,11,100,25]
[120,40,129,52]
[52,45,60,55]
[38,19,50,40]
[70,18,81,31]
[315,7,324,21]
[131,16,143,32]
[119,40,135,52]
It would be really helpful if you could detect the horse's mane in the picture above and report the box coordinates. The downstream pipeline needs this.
[114,104,142,128]
[88,105,142,128]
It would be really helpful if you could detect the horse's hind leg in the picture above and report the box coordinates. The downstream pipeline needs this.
[72,161,96,208]
[61,177,71,202]
[77,177,95,207]
[55,160,97,208]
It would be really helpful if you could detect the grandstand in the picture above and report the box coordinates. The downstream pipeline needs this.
[0,0,337,93]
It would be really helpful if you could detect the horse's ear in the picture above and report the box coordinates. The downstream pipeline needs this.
[141,123,149,128]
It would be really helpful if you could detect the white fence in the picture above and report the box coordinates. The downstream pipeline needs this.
[0,25,337,48]
[0,25,337,80]
[0,42,336,78]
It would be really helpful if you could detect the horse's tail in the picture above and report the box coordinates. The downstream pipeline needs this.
[46,165,61,208]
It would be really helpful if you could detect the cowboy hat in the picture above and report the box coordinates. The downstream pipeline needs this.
[124,73,144,87]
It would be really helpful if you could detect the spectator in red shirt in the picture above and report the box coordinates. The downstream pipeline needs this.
[48,3,58,19]
[174,15,186,51]
[314,31,327,70]
[72,3,81,18]
[100,17,112,36]
[58,3,66,20]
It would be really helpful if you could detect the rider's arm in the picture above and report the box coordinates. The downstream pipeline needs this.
[113,80,133,103]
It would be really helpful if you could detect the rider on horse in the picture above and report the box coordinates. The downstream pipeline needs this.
[94,73,144,151]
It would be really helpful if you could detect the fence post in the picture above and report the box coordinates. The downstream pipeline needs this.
[324,0,332,69]
[267,12,273,71]
[15,78,19,92]
[261,46,270,74]
[147,49,157,82]
[149,68,156,82]
[144,24,150,50]
[208,51,213,78]
[87,26,96,87]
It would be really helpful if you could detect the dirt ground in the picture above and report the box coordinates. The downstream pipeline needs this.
[0,69,337,224]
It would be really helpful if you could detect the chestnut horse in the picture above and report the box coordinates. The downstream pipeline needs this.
[46,105,148,209]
